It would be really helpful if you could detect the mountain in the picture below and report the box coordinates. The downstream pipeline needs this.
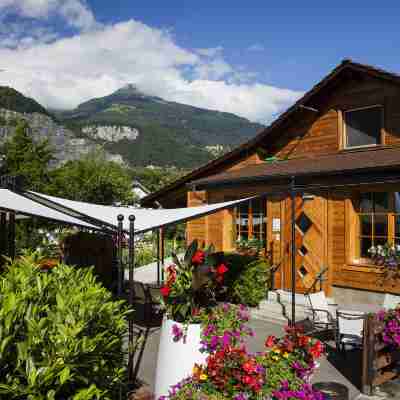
[55,85,264,168]
[0,85,264,169]
[0,87,111,167]
[0,87,50,116]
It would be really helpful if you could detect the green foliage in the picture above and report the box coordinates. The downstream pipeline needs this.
[48,149,135,205]
[2,120,54,191]
[130,166,187,192]
[161,240,223,324]
[222,254,271,307]
[0,86,50,116]
[0,253,128,399]
[56,85,263,169]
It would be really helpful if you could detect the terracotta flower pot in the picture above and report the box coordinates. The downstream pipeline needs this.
[154,317,206,398]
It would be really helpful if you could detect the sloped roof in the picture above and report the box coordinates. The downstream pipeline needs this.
[141,59,400,206]
[192,147,400,189]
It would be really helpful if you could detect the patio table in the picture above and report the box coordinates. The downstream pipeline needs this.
[338,303,382,315]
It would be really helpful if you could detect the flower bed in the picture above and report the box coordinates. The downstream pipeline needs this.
[159,308,325,400]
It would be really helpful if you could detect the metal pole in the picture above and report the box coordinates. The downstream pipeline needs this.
[160,227,165,283]
[156,229,160,286]
[128,214,135,388]
[0,212,6,261]
[117,214,124,297]
[8,212,15,260]
[290,176,296,326]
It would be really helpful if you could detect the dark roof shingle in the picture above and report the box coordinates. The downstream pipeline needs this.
[192,147,400,188]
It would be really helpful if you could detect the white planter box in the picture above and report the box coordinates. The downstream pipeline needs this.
[154,317,207,398]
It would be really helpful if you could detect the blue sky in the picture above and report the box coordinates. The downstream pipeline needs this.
[0,0,399,122]
[92,0,400,90]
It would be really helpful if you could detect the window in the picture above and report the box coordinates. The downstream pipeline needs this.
[344,106,382,148]
[235,199,267,246]
[355,192,400,260]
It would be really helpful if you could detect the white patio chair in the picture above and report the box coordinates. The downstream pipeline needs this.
[306,291,338,331]
[383,293,400,310]
[336,310,365,354]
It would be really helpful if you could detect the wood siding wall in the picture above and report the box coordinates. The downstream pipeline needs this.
[186,75,400,294]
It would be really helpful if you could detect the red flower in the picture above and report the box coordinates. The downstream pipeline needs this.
[298,335,310,347]
[216,263,228,275]
[166,266,176,287]
[242,375,254,386]
[265,335,276,348]
[192,308,200,316]
[192,250,205,265]
[309,340,324,359]
[160,286,170,297]
[242,361,256,373]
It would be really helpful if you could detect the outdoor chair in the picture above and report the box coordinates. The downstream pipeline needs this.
[336,310,365,354]
[306,291,338,332]
[132,281,162,326]
[383,293,400,310]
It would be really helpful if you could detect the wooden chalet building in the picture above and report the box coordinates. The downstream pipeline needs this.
[142,59,400,302]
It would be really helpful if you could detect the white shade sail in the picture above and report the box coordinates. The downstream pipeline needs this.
[27,191,254,234]
[0,189,98,229]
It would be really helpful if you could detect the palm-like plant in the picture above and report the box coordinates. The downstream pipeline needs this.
[161,240,228,323]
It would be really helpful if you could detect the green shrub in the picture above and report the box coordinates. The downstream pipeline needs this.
[0,253,129,399]
[222,254,270,307]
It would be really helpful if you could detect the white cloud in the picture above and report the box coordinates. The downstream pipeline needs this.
[194,46,223,58]
[248,43,265,52]
[0,9,301,122]
[0,0,96,30]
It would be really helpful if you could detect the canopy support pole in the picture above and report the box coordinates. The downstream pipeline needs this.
[157,229,161,286]
[127,215,135,389]
[117,215,124,297]
[7,212,15,260]
[0,212,6,266]
[160,227,165,283]
[290,176,296,327]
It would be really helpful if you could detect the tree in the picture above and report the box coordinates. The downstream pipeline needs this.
[2,120,53,191]
[49,149,135,205]
[130,166,187,192]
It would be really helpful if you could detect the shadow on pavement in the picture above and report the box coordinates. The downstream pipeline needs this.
[325,343,363,392]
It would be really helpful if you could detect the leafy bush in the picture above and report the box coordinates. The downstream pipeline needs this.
[222,254,271,307]
[0,253,128,399]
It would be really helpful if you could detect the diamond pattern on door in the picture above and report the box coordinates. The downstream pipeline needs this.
[296,212,312,234]
[284,195,327,293]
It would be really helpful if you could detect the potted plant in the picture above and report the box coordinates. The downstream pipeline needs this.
[376,307,400,348]
[155,240,229,398]
[369,244,400,285]
[158,320,325,400]
[236,237,264,257]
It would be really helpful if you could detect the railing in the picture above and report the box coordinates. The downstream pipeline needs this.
[304,266,329,296]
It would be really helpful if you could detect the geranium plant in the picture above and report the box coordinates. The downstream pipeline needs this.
[159,240,229,332]
[159,311,325,400]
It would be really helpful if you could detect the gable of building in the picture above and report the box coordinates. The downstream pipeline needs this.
[141,59,400,207]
